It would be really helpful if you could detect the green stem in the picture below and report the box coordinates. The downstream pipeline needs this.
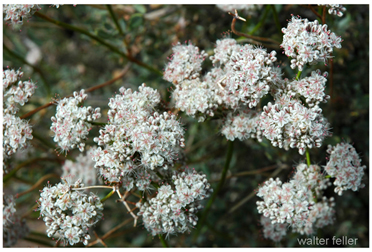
[22,236,53,247]
[325,175,332,179]
[271,5,282,34]
[192,140,234,242]
[90,121,108,126]
[34,12,162,76]
[296,70,302,81]
[106,5,123,35]
[305,148,311,167]
[101,189,116,203]
[3,44,51,98]
[249,5,270,35]
[158,234,169,247]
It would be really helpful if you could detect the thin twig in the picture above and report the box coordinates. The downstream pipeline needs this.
[116,190,138,227]
[20,64,131,120]
[16,173,60,198]
[34,12,162,76]
[308,5,323,20]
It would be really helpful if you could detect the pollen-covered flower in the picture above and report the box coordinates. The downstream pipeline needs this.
[93,84,185,185]
[324,143,366,195]
[37,176,103,246]
[281,16,342,70]
[137,169,212,237]
[50,89,101,153]
[3,195,29,247]
[3,4,41,27]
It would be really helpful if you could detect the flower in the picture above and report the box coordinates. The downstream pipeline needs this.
[50,89,101,153]
[281,16,342,70]
[324,143,366,195]
[37,176,104,246]
[319,4,346,17]
[3,4,41,27]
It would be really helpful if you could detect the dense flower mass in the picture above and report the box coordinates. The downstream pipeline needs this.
[50,89,101,153]
[257,163,335,241]
[137,169,212,236]
[93,84,185,184]
[3,195,29,247]
[37,177,104,246]
[3,68,36,164]
[3,4,41,27]
[281,16,342,70]
[62,147,98,186]
[319,4,347,17]
[324,143,366,195]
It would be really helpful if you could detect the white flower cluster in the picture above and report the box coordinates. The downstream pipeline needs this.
[62,147,98,186]
[3,195,29,247]
[216,4,262,15]
[163,42,208,85]
[260,216,287,242]
[3,68,36,162]
[50,89,101,153]
[137,169,212,236]
[92,84,185,184]
[281,16,342,70]
[319,4,346,17]
[258,100,330,155]
[3,4,41,27]
[164,38,282,127]
[37,177,104,246]
[257,163,335,241]
[324,143,366,195]
[256,177,313,229]
[221,109,260,141]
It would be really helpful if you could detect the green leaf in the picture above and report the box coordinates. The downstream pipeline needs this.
[133,5,146,14]
[129,13,144,29]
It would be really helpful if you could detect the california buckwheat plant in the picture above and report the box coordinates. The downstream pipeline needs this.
[3,4,368,248]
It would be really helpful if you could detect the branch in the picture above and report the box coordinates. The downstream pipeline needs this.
[20,64,131,119]
[34,12,162,76]
[16,173,60,198]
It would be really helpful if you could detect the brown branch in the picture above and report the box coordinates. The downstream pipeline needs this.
[229,10,280,46]
[16,173,60,198]
[308,5,323,20]
[20,64,131,119]
[322,5,327,24]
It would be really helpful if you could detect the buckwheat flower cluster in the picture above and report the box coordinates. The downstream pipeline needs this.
[256,177,314,229]
[299,197,335,235]
[291,163,330,197]
[281,16,342,70]
[319,4,346,17]
[37,177,103,246]
[260,216,287,242]
[137,169,212,236]
[210,38,280,109]
[62,147,98,186]
[3,195,29,247]
[221,108,260,141]
[216,4,262,14]
[324,143,366,195]
[3,4,41,27]
[3,68,36,163]
[163,42,208,85]
[50,89,101,153]
[258,99,330,155]
[92,84,185,184]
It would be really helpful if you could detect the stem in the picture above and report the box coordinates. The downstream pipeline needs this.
[192,140,234,242]
[72,185,115,191]
[16,173,60,198]
[101,190,116,202]
[34,12,162,76]
[305,148,311,166]
[106,5,123,35]
[90,121,108,126]
[308,5,323,21]
[322,5,327,24]
[3,158,62,183]
[229,10,280,46]
[20,64,131,120]
[249,5,270,35]
[296,70,302,81]
[271,5,282,34]
[158,234,169,247]
[3,44,51,98]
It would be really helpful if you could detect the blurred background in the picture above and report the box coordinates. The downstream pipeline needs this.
[3,4,369,247]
